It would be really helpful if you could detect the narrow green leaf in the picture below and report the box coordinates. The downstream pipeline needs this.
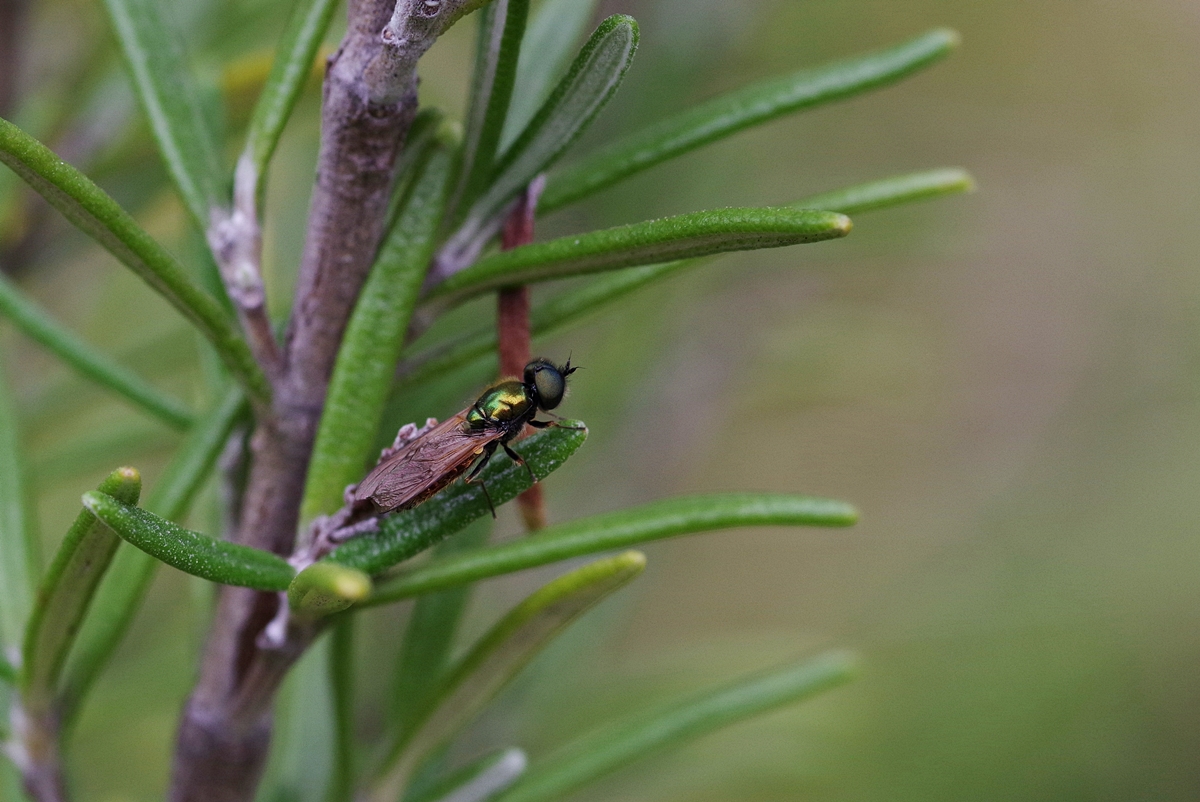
[0,118,272,406]
[0,655,15,684]
[439,15,638,271]
[386,109,446,233]
[791,167,975,214]
[327,617,356,802]
[456,1,507,222]
[261,634,336,802]
[500,0,599,151]
[21,467,141,717]
[374,552,645,798]
[390,520,490,738]
[401,167,973,388]
[369,493,856,604]
[244,0,340,180]
[101,0,226,230]
[81,491,294,590]
[288,563,372,617]
[0,274,194,430]
[427,208,850,307]
[60,386,246,724]
[541,28,960,211]
[0,353,36,651]
[492,651,858,802]
[327,422,588,576]
[454,0,530,215]
[399,260,691,391]
[302,135,458,522]
[405,748,526,802]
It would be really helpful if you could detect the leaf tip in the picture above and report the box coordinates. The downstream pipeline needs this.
[814,648,861,682]
[832,212,853,237]
[835,502,859,526]
[80,490,104,513]
[289,562,373,616]
[954,169,977,194]
[614,549,647,574]
[932,27,963,52]
[437,118,464,149]
[604,13,639,35]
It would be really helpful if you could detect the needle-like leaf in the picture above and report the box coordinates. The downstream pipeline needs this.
[302,135,457,522]
[0,274,194,430]
[259,635,336,802]
[541,28,960,211]
[327,618,357,802]
[399,260,689,391]
[390,520,490,740]
[0,118,272,405]
[500,0,599,150]
[368,493,856,604]
[491,652,858,802]
[790,167,975,213]
[372,552,645,800]
[0,353,36,651]
[453,0,530,215]
[100,0,226,231]
[406,749,527,802]
[437,15,638,276]
[60,387,249,724]
[243,0,340,182]
[326,422,588,576]
[426,208,850,308]
[21,467,141,717]
[400,166,974,389]
[288,563,372,617]
[81,491,295,591]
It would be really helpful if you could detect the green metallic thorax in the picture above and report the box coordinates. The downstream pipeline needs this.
[465,380,534,429]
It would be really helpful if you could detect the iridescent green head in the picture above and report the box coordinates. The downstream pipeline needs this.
[524,358,577,411]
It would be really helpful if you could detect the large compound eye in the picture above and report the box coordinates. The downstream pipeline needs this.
[532,364,566,410]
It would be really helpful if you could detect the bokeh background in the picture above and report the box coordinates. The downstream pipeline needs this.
[4,0,1200,799]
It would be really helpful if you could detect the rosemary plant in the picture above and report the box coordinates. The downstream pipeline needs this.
[0,0,970,799]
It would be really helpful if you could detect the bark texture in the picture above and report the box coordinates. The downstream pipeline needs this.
[168,1,423,798]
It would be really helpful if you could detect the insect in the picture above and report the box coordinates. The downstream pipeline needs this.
[349,358,578,519]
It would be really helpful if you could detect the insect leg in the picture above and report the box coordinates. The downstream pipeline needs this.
[464,442,500,517]
[502,442,537,483]
[478,480,496,518]
[465,441,498,482]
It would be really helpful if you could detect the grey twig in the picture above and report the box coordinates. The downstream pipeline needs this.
[207,154,282,380]
[168,1,491,800]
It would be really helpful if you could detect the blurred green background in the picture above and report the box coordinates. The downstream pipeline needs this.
[5,0,1200,800]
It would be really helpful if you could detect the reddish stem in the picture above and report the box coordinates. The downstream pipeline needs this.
[499,176,545,530]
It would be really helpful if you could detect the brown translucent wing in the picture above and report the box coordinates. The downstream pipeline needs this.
[352,411,500,514]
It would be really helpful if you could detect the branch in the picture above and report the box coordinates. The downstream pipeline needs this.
[206,156,281,380]
[207,0,342,382]
[169,2,485,800]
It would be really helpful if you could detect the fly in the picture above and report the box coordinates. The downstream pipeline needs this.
[349,357,578,520]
